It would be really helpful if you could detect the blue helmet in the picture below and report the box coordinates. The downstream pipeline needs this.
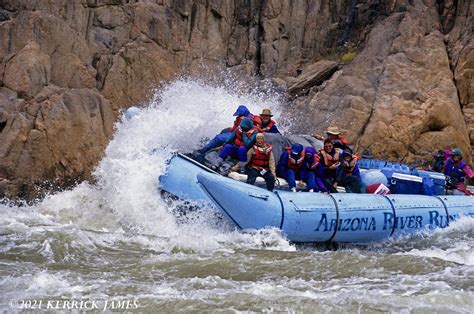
[451,148,462,157]
[290,143,304,157]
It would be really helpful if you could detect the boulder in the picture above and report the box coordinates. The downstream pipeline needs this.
[3,42,51,99]
[0,87,114,199]
[287,60,339,95]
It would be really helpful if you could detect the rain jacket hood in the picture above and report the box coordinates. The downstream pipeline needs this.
[233,105,251,117]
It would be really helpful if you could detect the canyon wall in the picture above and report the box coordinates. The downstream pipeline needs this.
[0,0,472,198]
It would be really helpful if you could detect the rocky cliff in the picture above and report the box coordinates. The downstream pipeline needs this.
[0,0,472,199]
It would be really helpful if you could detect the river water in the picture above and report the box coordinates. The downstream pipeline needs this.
[1,79,473,312]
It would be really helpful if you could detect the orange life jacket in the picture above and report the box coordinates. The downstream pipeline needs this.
[231,115,260,132]
[256,119,276,133]
[336,134,349,145]
[250,144,272,170]
[234,126,258,146]
[252,115,262,127]
[286,147,305,171]
[320,148,342,167]
[306,154,321,171]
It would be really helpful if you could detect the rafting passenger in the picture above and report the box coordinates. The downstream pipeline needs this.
[215,117,258,174]
[277,143,305,192]
[444,148,474,195]
[300,146,328,192]
[319,139,344,193]
[338,148,363,193]
[245,133,276,191]
[361,149,374,159]
[196,105,255,156]
[313,126,350,150]
[254,108,280,134]
[431,150,447,172]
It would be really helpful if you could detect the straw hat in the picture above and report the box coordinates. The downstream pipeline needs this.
[326,126,341,135]
[260,108,273,116]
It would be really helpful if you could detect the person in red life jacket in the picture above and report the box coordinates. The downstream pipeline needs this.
[313,126,350,150]
[319,139,344,193]
[245,133,276,191]
[253,109,280,134]
[215,117,259,173]
[444,148,474,195]
[196,105,255,156]
[338,148,364,193]
[277,143,305,192]
[300,146,328,192]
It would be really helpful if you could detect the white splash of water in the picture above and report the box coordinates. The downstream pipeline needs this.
[2,77,292,254]
[396,216,474,265]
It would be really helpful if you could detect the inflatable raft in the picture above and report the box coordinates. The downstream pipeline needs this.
[160,154,474,243]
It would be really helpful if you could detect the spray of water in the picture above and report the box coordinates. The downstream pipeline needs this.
[1,76,473,256]
[1,76,474,311]
[1,76,294,254]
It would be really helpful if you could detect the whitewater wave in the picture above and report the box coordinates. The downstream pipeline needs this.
[1,77,294,254]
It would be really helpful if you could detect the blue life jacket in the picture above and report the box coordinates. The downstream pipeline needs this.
[444,158,467,183]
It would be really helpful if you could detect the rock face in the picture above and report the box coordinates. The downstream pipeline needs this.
[0,86,113,198]
[0,0,472,198]
[289,1,471,165]
[444,0,474,159]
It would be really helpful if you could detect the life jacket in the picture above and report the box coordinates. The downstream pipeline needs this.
[444,158,467,184]
[252,115,262,128]
[230,116,244,132]
[305,154,321,171]
[334,135,349,145]
[327,135,350,149]
[320,148,342,168]
[285,147,305,171]
[250,144,272,170]
[256,119,276,133]
[234,126,258,147]
[230,115,259,132]
[343,157,357,176]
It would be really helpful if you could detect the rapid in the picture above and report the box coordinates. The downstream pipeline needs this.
[1,78,473,312]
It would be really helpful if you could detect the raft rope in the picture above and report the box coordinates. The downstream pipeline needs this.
[327,194,340,242]
[434,196,450,227]
[382,195,398,237]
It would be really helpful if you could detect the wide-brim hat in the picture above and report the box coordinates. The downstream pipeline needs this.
[260,108,273,116]
[326,126,341,135]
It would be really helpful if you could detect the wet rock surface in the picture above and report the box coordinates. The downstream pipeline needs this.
[0,0,472,198]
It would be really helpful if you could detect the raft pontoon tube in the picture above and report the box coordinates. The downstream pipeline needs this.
[160,154,474,243]
[196,171,474,243]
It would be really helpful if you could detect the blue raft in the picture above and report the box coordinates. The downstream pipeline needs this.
[160,154,474,243]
